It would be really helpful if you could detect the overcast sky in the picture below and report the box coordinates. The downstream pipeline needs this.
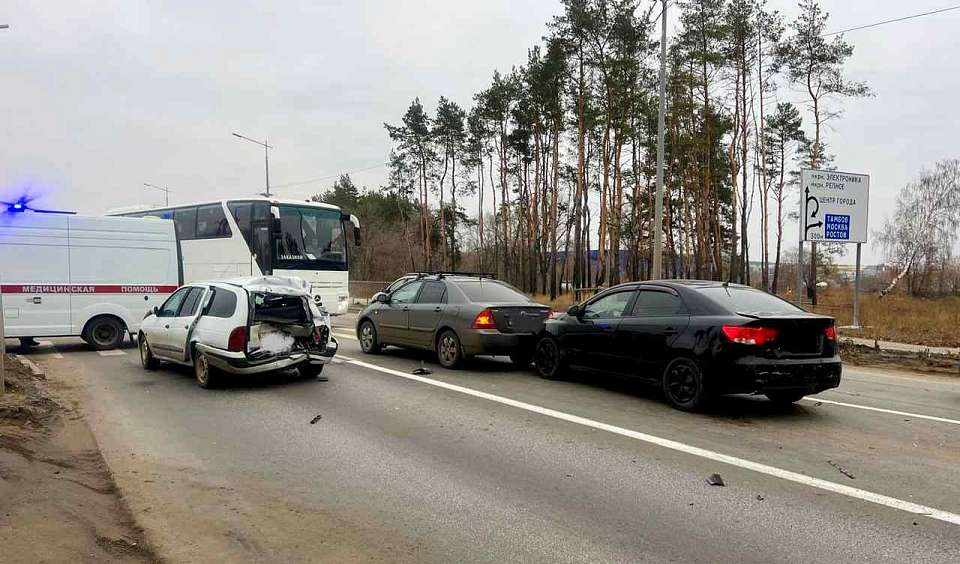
[3,1,959,264]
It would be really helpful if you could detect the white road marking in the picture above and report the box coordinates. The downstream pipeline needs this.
[334,329,960,427]
[803,397,960,426]
[97,350,128,357]
[35,340,63,358]
[338,353,960,526]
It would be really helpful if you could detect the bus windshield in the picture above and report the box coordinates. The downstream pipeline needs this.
[274,205,347,271]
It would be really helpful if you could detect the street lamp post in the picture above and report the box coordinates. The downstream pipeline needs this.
[652,0,668,280]
[1,23,9,395]
[232,132,273,197]
[143,183,171,206]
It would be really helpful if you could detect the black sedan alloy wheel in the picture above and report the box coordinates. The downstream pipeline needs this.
[533,336,565,380]
[662,357,709,412]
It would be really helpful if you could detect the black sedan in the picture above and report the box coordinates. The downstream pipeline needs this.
[357,274,550,368]
[532,280,841,411]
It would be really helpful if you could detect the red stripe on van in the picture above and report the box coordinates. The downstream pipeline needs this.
[0,284,178,294]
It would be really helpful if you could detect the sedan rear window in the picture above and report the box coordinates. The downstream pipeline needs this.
[699,287,803,314]
[457,281,528,303]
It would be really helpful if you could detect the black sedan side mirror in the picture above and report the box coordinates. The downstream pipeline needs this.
[374,292,389,304]
[567,304,581,318]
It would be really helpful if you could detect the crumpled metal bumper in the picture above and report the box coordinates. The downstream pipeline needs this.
[196,337,338,375]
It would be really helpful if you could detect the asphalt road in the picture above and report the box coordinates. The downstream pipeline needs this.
[13,317,960,563]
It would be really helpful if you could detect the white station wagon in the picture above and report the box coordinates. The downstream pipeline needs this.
[137,276,338,388]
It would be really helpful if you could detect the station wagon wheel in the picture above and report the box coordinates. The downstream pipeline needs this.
[138,333,159,370]
[533,336,565,380]
[436,330,462,369]
[662,358,710,412]
[358,320,381,354]
[194,351,219,389]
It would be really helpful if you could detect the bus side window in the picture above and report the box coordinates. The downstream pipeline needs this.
[173,207,197,240]
[196,204,232,239]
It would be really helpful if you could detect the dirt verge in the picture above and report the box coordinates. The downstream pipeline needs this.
[0,354,158,563]
[840,342,960,377]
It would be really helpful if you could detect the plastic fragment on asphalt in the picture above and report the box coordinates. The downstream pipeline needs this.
[706,473,725,487]
[828,460,855,480]
[309,414,322,424]
[412,362,432,375]
[756,494,765,501]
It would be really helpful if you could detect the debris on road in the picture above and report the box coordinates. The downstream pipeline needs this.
[412,362,432,375]
[828,460,856,480]
[706,473,725,487]
[310,414,323,424]
[756,494,765,501]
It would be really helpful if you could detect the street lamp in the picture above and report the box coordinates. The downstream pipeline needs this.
[232,132,273,197]
[143,183,171,206]
[652,0,667,280]
[1,23,9,395]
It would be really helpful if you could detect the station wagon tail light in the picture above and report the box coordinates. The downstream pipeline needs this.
[722,325,779,346]
[472,309,497,330]
[824,325,837,341]
[228,326,248,352]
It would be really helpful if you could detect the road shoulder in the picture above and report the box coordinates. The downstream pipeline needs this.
[0,354,156,563]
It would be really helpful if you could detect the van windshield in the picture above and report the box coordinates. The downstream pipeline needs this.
[273,205,346,271]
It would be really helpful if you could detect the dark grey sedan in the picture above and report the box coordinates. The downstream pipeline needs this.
[356,274,550,368]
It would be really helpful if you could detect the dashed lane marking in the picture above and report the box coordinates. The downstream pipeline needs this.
[802,396,960,427]
[97,350,128,357]
[337,352,960,526]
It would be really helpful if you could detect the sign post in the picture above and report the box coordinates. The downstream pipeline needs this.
[800,169,870,327]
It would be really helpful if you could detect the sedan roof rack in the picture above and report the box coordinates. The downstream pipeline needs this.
[415,271,496,280]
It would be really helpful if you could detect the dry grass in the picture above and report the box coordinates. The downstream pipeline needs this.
[532,288,960,348]
[806,290,960,348]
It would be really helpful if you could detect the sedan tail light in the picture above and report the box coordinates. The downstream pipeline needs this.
[722,325,779,346]
[472,309,497,330]
[824,325,837,341]
[227,326,248,352]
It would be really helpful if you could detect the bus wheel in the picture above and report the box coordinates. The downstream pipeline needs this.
[84,316,125,350]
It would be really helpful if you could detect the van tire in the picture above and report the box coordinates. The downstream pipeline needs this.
[138,333,160,370]
[83,316,126,350]
[194,351,220,389]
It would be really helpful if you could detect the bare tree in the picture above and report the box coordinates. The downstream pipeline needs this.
[877,159,960,297]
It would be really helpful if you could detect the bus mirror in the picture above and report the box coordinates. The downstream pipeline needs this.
[347,214,361,246]
[271,216,282,235]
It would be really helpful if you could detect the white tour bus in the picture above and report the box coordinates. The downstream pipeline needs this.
[0,211,180,349]
[110,198,360,315]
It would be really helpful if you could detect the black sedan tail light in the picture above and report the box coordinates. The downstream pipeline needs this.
[722,325,779,346]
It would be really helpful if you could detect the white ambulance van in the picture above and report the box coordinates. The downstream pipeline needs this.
[0,212,180,349]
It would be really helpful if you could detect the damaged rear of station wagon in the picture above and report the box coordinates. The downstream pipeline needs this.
[137,276,338,388]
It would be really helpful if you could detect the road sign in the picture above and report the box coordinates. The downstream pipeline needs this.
[801,169,870,243]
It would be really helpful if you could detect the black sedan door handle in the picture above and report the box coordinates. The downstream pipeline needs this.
[402,306,410,312]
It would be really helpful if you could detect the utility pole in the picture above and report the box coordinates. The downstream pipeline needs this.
[1,23,9,395]
[143,183,171,206]
[232,132,273,197]
[652,0,667,280]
